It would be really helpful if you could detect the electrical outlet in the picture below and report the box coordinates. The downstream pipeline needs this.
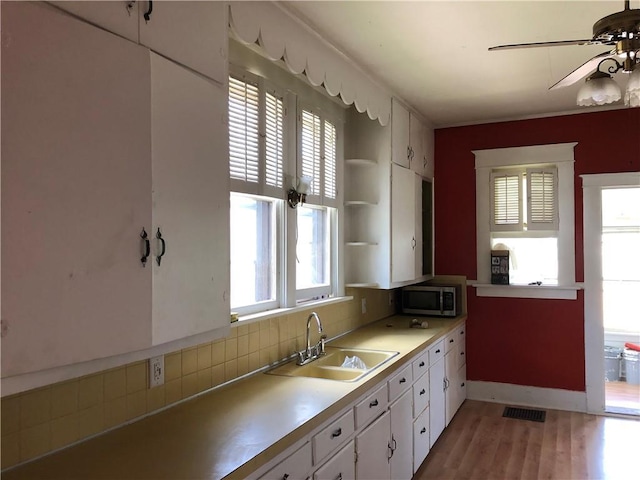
[361,298,367,314]
[149,355,164,388]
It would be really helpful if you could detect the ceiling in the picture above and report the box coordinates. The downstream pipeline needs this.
[281,0,636,127]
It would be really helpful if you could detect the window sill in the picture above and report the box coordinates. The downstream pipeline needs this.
[470,282,583,300]
[232,296,354,327]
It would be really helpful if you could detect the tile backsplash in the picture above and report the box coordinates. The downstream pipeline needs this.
[1,288,395,469]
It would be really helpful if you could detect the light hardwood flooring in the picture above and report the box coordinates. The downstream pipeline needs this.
[605,380,640,414]
[414,400,640,480]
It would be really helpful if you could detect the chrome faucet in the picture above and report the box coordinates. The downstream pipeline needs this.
[297,312,327,365]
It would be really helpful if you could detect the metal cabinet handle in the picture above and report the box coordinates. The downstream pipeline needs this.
[125,1,136,16]
[449,339,455,344]
[143,0,153,22]
[331,427,342,438]
[419,361,425,367]
[420,427,427,434]
[407,146,411,160]
[282,475,289,480]
[419,388,426,395]
[461,351,465,356]
[436,349,441,354]
[156,228,166,266]
[334,474,342,480]
[369,399,379,408]
[140,228,150,267]
[399,377,407,384]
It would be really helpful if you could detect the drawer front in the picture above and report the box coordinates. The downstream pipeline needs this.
[262,442,312,480]
[413,407,430,474]
[412,350,429,381]
[313,410,355,465]
[387,363,413,403]
[313,440,355,480]
[428,340,445,367]
[413,372,429,418]
[354,384,387,429]
[444,331,457,354]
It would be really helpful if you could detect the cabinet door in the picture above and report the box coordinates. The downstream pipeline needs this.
[423,125,435,179]
[391,164,416,283]
[413,407,430,473]
[389,390,413,480]
[139,1,228,85]
[414,174,423,279]
[1,1,152,376]
[391,99,410,168]
[409,114,424,176]
[49,0,139,42]
[445,349,459,426]
[150,53,230,345]
[356,412,391,480]
[429,358,446,448]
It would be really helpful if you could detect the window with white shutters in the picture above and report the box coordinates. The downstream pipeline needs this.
[527,168,558,230]
[229,76,259,185]
[491,170,522,230]
[301,109,322,197]
[265,90,284,189]
[324,120,337,200]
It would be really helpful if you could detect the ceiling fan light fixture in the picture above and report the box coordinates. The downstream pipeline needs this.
[624,66,640,106]
[577,72,622,106]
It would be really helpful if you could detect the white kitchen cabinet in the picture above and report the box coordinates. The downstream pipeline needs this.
[355,411,391,479]
[389,389,414,480]
[1,2,229,378]
[429,356,446,448]
[391,98,432,178]
[445,322,467,426]
[50,1,228,85]
[413,406,430,474]
[261,442,312,480]
[391,164,421,283]
[314,441,355,480]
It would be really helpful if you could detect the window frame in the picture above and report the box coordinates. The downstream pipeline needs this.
[473,143,579,299]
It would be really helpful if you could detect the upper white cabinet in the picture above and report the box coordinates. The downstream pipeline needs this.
[391,98,434,178]
[1,2,229,378]
[391,164,420,283]
[49,1,228,85]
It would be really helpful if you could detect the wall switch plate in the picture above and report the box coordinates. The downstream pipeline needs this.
[361,298,367,314]
[149,355,164,388]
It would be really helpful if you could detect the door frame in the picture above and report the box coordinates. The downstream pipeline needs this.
[582,172,640,414]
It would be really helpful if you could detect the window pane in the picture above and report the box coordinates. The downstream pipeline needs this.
[491,237,558,284]
[230,194,275,309]
[296,205,329,289]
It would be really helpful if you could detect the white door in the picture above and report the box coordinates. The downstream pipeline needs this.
[391,164,416,283]
[583,174,640,415]
[356,412,391,479]
[1,1,152,376]
[445,349,458,426]
[150,53,230,346]
[391,99,410,168]
[389,389,414,480]
[429,358,446,447]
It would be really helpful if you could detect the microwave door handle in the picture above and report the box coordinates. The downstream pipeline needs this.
[440,290,444,315]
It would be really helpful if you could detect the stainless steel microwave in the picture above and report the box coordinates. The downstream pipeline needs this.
[401,285,461,317]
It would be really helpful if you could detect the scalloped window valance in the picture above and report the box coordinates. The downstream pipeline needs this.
[229,1,391,126]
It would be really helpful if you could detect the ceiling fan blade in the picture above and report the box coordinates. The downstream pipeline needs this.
[488,39,594,51]
[549,50,613,90]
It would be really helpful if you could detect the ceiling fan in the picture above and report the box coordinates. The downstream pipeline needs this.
[489,0,640,106]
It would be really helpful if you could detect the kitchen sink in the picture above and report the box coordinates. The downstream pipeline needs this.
[266,346,399,382]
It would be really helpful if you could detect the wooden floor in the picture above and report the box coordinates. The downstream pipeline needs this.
[415,400,640,480]
[605,380,640,414]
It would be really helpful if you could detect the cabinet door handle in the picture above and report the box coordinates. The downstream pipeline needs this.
[369,399,379,408]
[399,377,407,384]
[140,228,150,267]
[282,475,289,480]
[125,1,136,16]
[461,351,465,356]
[331,427,342,438]
[419,361,425,367]
[420,427,427,434]
[419,388,426,395]
[407,146,411,160]
[449,339,455,344]
[334,474,342,480]
[143,0,153,22]
[461,382,466,387]
[435,349,441,354]
[156,228,166,266]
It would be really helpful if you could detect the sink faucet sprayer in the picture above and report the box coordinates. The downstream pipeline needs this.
[297,312,327,365]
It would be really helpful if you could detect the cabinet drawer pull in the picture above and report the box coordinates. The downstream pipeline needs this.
[461,382,466,387]
[460,330,465,335]
[334,474,342,480]
[282,475,289,480]
[419,361,425,367]
[331,427,342,438]
[436,349,441,354]
[461,351,465,356]
[143,0,153,22]
[399,377,407,384]
[369,399,379,408]
[419,388,426,395]
[156,228,166,266]
[420,427,426,434]
[449,339,454,343]
[140,228,150,267]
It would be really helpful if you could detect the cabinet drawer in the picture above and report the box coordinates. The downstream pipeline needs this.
[413,407,430,474]
[354,385,387,429]
[261,442,312,480]
[428,340,445,367]
[413,372,429,418]
[412,350,429,380]
[387,364,413,403]
[313,410,355,465]
[444,331,457,354]
[313,440,355,480]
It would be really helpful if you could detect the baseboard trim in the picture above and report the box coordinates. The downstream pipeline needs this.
[467,381,587,413]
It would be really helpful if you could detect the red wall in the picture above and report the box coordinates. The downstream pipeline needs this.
[435,108,640,392]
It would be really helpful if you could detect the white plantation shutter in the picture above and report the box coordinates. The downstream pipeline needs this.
[301,109,322,198]
[323,120,337,202]
[527,167,558,231]
[491,170,522,231]
[265,90,284,189]
[229,76,259,188]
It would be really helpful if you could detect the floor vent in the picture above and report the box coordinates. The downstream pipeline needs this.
[502,406,546,423]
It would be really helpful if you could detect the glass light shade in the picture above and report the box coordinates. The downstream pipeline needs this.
[577,74,622,106]
[624,67,640,107]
